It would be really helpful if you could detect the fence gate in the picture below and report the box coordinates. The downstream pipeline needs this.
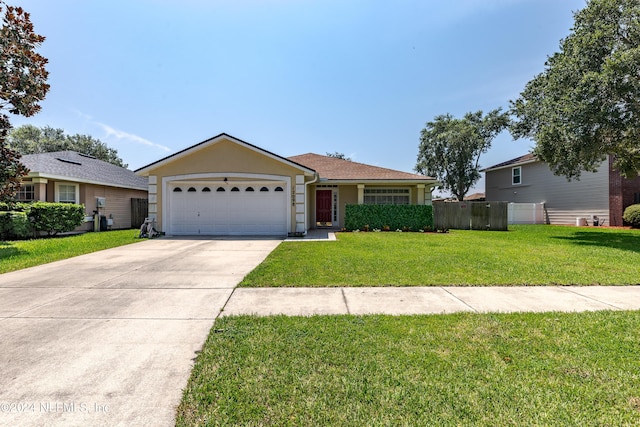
[131,198,148,229]
[433,201,508,231]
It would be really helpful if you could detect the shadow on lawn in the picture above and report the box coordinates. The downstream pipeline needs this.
[0,242,27,260]
[552,230,640,253]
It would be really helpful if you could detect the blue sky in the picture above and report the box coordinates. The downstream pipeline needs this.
[11,0,586,195]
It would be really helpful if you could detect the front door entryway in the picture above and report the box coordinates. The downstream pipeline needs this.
[316,189,333,226]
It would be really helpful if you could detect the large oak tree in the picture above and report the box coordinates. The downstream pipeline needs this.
[416,109,509,201]
[0,2,49,201]
[510,0,640,179]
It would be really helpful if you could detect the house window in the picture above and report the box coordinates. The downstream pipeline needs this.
[216,187,225,192]
[17,184,35,201]
[55,183,79,203]
[246,187,255,192]
[202,187,211,192]
[512,167,522,185]
[173,187,182,192]
[364,188,410,205]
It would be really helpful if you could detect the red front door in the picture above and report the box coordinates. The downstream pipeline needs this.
[316,190,332,224]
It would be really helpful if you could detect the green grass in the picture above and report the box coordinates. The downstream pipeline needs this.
[240,225,640,286]
[176,312,640,426]
[0,229,142,273]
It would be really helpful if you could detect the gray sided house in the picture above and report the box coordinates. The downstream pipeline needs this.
[18,151,149,231]
[484,153,640,226]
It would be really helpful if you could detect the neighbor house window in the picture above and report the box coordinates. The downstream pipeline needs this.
[17,184,35,201]
[364,188,410,205]
[55,183,79,203]
[512,167,522,185]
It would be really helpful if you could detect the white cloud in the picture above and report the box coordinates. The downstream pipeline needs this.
[73,110,171,152]
[96,122,172,152]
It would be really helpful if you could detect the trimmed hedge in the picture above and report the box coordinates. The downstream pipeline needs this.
[0,211,31,240]
[344,204,433,231]
[0,201,86,239]
[0,201,28,212]
[27,202,85,236]
[623,204,640,228]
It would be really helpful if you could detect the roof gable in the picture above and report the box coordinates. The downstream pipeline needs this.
[21,151,147,190]
[135,133,315,176]
[288,153,436,182]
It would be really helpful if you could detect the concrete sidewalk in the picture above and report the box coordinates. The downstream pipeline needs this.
[221,285,640,316]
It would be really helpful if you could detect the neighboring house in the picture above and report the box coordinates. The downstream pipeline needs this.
[18,151,149,231]
[134,133,439,236]
[483,153,640,226]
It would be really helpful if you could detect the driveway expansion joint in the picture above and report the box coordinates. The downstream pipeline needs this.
[340,288,351,315]
[558,286,623,310]
[441,286,479,313]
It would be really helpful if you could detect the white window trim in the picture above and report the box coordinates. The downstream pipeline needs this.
[512,167,522,185]
[55,182,80,203]
[363,187,411,205]
[17,183,35,201]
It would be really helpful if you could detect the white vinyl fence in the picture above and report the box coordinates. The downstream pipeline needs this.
[508,202,546,224]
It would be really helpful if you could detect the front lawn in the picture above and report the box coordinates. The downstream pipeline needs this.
[240,225,640,286]
[177,312,640,426]
[0,230,141,274]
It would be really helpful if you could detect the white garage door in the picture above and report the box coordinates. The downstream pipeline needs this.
[169,183,287,236]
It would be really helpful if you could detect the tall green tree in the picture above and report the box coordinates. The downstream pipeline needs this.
[510,0,640,179]
[8,125,128,167]
[416,109,509,201]
[0,2,49,201]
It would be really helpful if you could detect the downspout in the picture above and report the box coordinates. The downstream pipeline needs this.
[303,172,320,235]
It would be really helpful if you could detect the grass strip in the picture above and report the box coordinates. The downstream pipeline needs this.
[0,229,142,273]
[177,312,640,426]
[240,225,640,286]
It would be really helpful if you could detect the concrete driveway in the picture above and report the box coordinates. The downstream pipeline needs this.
[0,237,281,427]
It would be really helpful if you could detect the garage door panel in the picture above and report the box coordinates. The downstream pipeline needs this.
[169,183,287,236]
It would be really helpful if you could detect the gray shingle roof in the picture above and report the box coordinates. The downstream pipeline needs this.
[21,151,148,190]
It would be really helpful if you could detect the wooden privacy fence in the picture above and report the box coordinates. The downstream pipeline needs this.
[130,198,148,229]
[433,201,508,231]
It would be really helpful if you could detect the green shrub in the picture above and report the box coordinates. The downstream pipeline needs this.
[0,211,31,240]
[344,204,433,231]
[623,204,640,228]
[27,202,85,236]
[0,201,28,212]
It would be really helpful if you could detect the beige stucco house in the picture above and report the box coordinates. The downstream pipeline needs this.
[135,133,439,236]
[19,151,148,231]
